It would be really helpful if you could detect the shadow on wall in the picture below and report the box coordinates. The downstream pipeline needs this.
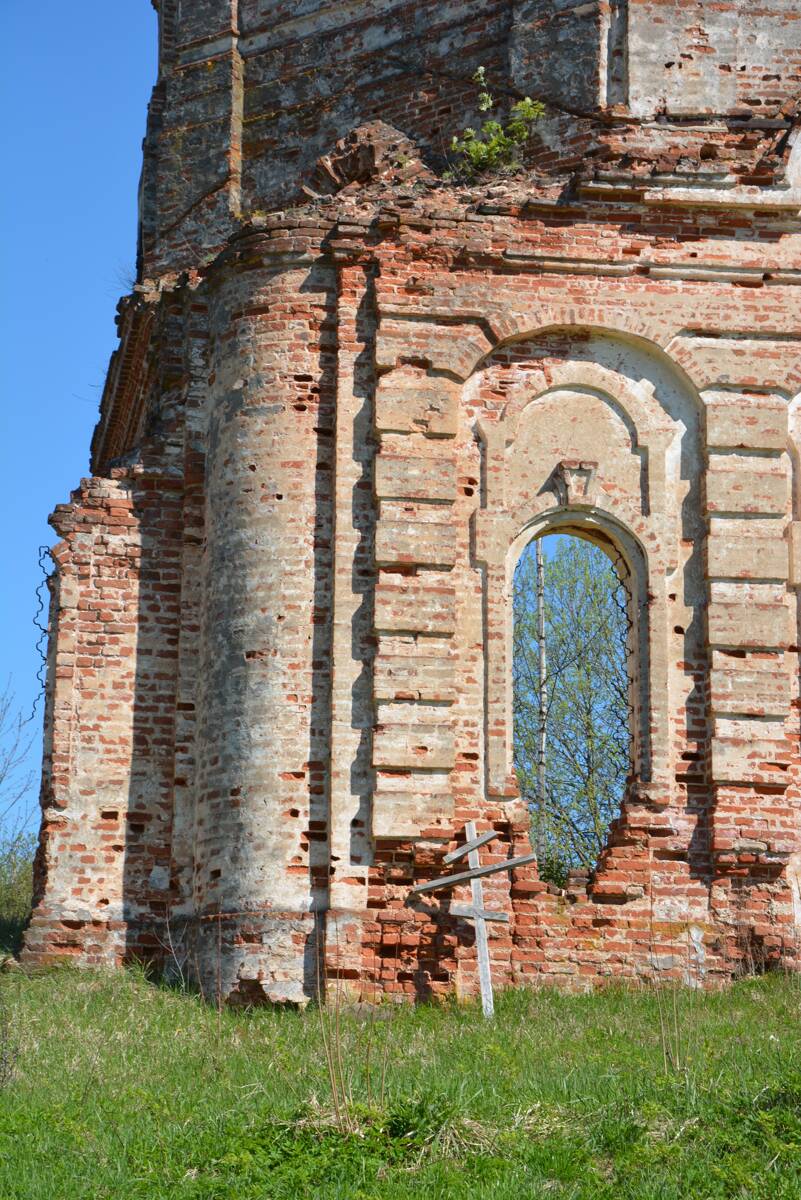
[118,263,346,1001]
[122,465,184,968]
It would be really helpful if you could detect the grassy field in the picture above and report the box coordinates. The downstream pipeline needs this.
[1,967,800,1199]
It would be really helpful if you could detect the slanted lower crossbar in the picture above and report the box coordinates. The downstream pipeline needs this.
[450,904,509,923]
[410,850,538,896]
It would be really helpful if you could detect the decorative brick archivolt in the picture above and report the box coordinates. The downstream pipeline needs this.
[470,344,691,814]
[376,292,801,381]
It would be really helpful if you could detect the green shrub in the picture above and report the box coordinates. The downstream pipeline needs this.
[0,831,35,955]
[448,67,544,178]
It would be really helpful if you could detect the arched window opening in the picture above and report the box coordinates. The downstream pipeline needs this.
[513,533,633,888]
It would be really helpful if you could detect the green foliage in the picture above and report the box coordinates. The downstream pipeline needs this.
[0,687,35,957]
[448,67,544,178]
[2,967,801,1197]
[0,833,35,956]
[533,849,570,891]
[513,536,631,883]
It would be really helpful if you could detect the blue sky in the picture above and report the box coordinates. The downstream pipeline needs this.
[0,2,157,817]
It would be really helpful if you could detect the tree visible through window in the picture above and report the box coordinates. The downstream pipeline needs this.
[513,534,632,888]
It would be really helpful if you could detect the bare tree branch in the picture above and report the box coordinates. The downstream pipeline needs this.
[513,537,631,882]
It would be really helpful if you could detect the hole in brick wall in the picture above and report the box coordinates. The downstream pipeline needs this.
[513,533,633,890]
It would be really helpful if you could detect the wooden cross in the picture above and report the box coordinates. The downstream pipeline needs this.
[410,821,538,1018]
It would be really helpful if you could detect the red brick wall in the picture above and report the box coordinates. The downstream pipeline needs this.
[139,1,801,274]
[25,2,801,1000]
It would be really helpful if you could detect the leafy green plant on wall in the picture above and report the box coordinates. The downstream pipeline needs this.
[448,67,544,178]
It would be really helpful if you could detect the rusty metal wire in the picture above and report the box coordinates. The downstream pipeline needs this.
[26,546,55,725]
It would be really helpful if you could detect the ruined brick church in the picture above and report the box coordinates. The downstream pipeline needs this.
[24,1,801,1003]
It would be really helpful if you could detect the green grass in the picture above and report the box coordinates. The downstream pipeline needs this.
[1,967,800,1198]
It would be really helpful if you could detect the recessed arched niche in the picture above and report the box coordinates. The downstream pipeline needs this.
[470,329,703,812]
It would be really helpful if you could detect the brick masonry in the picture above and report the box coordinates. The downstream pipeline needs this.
[23,1,801,1002]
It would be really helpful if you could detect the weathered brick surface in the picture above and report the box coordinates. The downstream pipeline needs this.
[24,2,801,1000]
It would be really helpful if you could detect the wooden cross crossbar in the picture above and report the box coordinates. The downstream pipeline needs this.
[410,850,539,896]
[450,904,509,923]
[410,823,537,1018]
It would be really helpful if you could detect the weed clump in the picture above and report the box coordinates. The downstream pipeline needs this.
[448,67,544,179]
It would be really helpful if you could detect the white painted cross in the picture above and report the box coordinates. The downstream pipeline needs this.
[410,821,538,1018]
